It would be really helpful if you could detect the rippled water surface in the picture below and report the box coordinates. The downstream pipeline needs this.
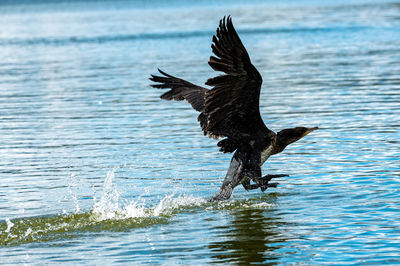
[1,0,399,264]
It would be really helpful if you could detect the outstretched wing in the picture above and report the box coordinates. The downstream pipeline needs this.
[202,16,270,141]
[150,69,208,112]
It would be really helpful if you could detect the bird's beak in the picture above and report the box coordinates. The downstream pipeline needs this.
[302,127,319,138]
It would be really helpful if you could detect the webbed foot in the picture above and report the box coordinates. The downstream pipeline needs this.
[260,182,279,192]
[257,174,287,192]
[242,174,288,192]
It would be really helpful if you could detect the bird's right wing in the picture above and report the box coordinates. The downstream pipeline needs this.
[202,16,270,141]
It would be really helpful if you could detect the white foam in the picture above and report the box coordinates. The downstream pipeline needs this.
[251,202,275,209]
[152,194,205,216]
[24,227,32,237]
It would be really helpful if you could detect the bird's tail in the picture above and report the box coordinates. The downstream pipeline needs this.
[150,69,208,112]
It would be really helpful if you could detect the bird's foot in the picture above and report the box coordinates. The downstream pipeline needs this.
[257,174,287,192]
[260,182,279,192]
[244,174,287,192]
[244,180,279,192]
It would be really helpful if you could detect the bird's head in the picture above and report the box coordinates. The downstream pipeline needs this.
[276,126,319,151]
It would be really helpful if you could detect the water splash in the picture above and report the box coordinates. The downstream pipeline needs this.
[0,169,206,246]
[0,169,274,246]
[92,167,123,220]
[67,173,81,214]
[92,168,206,221]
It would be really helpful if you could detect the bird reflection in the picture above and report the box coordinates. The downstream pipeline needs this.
[208,199,287,264]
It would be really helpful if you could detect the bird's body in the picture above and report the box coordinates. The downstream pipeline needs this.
[150,16,318,201]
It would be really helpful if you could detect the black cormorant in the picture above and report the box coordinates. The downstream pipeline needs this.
[150,16,318,201]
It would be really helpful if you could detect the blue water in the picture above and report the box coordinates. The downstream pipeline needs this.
[1,0,399,264]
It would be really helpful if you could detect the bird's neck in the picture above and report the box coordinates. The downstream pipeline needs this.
[273,134,290,155]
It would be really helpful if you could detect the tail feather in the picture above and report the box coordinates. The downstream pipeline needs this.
[150,69,208,112]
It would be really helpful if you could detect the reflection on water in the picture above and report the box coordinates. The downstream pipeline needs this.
[209,203,286,264]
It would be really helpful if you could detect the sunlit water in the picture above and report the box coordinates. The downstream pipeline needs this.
[0,0,399,264]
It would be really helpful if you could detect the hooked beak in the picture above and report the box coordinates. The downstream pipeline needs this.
[302,126,319,138]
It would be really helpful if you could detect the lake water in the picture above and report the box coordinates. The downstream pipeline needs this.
[0,0,399,264]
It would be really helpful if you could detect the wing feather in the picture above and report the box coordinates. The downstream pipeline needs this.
[150,69,208,112]
[202,16,269,141]
[151,16,273,154]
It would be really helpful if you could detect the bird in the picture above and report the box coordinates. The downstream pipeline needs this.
[149,16,318,201]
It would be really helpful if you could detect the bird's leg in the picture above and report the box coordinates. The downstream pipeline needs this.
[242,178,260,191]
[209,155,245,202]
[209,183,234,202]
[262,174,289,180]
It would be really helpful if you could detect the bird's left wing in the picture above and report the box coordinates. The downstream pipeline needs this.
[150,69,208,112]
